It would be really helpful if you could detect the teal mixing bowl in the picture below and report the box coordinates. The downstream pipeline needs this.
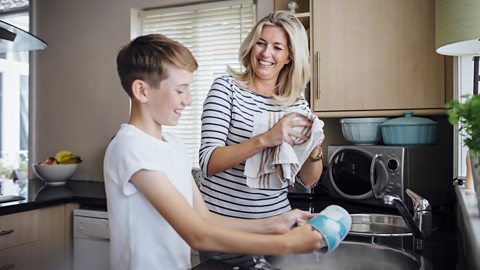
[340,117,389,145]
[381,112,437,145]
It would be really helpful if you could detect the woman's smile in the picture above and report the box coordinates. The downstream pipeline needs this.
[251,25,291,82]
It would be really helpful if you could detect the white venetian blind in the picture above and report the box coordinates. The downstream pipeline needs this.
[139,0,256,168]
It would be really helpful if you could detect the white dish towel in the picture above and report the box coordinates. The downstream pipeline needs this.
[244,110,324,189]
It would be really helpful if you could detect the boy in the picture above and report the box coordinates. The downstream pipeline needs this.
[104,34,323,270]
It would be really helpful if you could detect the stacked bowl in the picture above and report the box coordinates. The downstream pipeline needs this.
[340,113,438,146]
[340,117,389,145]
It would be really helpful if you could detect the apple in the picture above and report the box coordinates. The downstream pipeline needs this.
[44,157,56,165]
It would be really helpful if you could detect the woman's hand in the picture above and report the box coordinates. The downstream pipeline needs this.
[261,113,312,147]
[308,133,325,159]
[270,209,315,234]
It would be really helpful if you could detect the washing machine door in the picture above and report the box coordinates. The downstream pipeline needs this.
[328,147,388,200]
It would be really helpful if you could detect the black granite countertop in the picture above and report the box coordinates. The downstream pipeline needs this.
[0,178,106,216]
[0,178,458,269]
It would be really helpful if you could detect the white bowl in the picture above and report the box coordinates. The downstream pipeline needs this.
[340,117,389,145]
[32,163,79,186]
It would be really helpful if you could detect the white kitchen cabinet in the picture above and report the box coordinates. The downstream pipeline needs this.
[276,0,448,117]
[0,203,79,270]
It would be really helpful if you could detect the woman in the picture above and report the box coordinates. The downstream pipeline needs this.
[200,10,323,218]
[199,11,323,266]
[198,10,325,265]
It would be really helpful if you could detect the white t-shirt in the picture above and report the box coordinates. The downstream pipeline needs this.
[104,124,193,270]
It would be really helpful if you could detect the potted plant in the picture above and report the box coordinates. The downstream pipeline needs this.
[446,94,480,196]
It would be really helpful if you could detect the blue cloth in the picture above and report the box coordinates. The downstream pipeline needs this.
[307,205,352,252]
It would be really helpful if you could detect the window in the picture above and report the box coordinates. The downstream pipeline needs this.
[454,56,476,178]
[0,6,29,178]
[138,0,256,167]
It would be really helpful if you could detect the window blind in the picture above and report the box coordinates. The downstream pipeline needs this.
[139,0,256,168]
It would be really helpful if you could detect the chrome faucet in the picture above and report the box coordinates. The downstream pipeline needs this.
[382,189,432,251]
[406,189,432,237]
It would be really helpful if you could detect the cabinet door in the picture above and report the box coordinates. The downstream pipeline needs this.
[0,242,40,270]
[0,210,39,250]
[37,204,79,270]
[311,0,445,116]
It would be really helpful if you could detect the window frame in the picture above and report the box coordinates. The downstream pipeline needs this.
[454,56,476,178]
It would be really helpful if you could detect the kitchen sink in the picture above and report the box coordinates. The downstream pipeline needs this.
[268,241,430,270]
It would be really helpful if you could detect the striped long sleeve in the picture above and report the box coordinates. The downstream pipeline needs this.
[199,75,310,219]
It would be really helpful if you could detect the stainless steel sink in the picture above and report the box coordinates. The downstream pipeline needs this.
[268,241,429,270]
[349,213,412,237]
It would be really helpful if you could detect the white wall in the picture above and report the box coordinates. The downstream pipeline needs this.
[31,0,273,181]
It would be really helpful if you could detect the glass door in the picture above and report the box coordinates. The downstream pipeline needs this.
[329,148,388,199]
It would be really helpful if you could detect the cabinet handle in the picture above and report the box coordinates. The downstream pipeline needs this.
[316,51,321,99]
[0,264,15,270]
[0,229,14,236]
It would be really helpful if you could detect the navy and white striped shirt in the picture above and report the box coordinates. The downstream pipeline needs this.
[199,75,311,219]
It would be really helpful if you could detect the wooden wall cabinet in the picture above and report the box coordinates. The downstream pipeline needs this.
[276,0,448,117]
[0,203,79,270]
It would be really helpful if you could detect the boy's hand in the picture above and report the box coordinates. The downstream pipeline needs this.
[306,205,352,253]
[271,209,315,234]
[282,224,325,254]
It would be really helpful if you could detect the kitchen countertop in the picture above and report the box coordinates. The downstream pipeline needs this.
[0,178,458,269]
[0,178,106,216]
[454,181,480,270]
[193,192,458,270]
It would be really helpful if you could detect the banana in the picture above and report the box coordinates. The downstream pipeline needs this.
[55,150,72,163]
[61,155,82,164]
[54,150,82,164]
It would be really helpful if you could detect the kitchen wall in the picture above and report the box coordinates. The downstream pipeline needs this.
[31,0,452,182]
[31,0,273,182]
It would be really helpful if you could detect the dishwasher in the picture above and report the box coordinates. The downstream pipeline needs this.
[73,208,110,270]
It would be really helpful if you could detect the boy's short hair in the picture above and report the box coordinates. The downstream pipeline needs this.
[116,34,198,97]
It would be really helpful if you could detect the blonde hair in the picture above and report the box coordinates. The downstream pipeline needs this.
[228,11,310,106]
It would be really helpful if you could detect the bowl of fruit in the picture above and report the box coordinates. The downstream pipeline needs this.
[33,150,82,186]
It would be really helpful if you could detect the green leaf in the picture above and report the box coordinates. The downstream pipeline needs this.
[446,95,480,152]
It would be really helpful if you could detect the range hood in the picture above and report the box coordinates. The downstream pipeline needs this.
[0,19,47,53]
